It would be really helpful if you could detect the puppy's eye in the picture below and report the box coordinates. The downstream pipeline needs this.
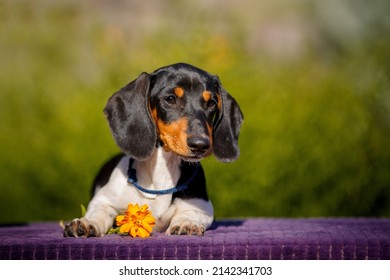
[207,99,217,109]
[164,95,177,105]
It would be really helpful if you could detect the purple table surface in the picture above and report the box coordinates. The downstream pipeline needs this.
[1,218,389,260]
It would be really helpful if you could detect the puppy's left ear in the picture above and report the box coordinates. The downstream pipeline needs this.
[213,77,244,163]
[104,72,157,161]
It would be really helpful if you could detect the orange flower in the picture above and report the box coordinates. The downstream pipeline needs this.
[115,203,156,238]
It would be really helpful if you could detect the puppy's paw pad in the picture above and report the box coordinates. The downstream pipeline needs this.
[167,221,205,236]
[63,218,99,238]
[169,225,181,235]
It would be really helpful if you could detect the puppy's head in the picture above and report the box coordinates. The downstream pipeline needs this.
[104,63,243,163]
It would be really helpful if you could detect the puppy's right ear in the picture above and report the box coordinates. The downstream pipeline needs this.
[104,72,157,161]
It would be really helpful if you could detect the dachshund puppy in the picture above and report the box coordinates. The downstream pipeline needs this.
[64,63,243,237]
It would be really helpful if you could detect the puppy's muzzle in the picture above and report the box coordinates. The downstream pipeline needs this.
[187,136,211,155]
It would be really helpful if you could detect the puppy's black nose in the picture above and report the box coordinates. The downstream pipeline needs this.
[187,137,211,154]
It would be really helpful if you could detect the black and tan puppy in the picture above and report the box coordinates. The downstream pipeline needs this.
[64,63,243,237]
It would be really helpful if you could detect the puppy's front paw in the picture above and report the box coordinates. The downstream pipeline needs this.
[63,218,101,238]
[167,221,205,236]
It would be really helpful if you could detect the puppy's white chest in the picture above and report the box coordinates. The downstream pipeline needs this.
[92,148,182,221]
[128,148,182,216]
[135,148,181,191]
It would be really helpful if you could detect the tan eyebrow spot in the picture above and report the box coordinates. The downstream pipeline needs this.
[174,87,184,98]
[202,91,211,102]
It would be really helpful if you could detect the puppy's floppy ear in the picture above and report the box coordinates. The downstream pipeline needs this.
[104,72,156,160]
[213,77,244,163]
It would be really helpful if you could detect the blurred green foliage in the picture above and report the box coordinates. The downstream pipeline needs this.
[0,0,389,223]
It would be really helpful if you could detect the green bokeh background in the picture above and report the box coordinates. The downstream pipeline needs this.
[1,0,389,224]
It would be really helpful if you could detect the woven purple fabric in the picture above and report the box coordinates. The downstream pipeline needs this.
[1,218,389,260]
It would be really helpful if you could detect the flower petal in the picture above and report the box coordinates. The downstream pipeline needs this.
[130,227,137,237]
[141,221,153,233]
[112,203,156,238]
[143,216,156,224]
[137,227,150,238]
[116,215,126,226]
[127,204,138,215]
[119,222,133,234]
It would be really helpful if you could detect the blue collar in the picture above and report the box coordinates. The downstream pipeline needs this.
[127,157,199,195]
